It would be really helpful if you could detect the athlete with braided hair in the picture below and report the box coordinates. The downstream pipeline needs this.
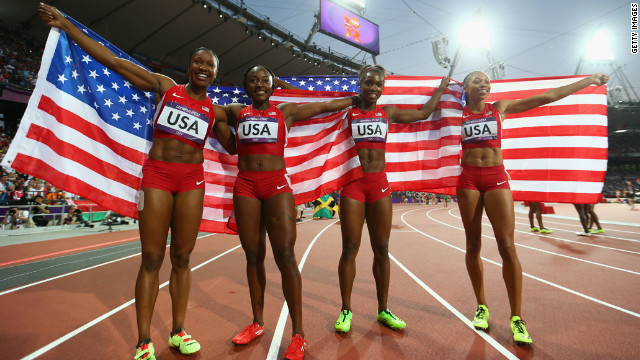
[334,65,449,333]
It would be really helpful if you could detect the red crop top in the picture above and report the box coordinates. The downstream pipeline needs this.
[236,104,287,157]
[152,84,215,150]
[461,103,503,150]
[347,105,388,150]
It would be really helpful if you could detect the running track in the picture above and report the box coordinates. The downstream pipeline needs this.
[1,202,639,359]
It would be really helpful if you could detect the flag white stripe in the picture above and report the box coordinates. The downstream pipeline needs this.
[502,136,608,149]
[510,180,605,192]
[505,114,607,128]
[504,158,608,171]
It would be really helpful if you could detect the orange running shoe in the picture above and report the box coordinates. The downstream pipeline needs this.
[283,334,308,360]
[232,322,265,345]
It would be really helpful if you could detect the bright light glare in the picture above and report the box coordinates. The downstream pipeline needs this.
[460,18,491,50]
[585,29,614,61]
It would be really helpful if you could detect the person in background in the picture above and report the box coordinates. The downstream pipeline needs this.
[528,202,553,234]
[587,204,604,234]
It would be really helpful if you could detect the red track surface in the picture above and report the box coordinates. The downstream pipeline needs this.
[1,202,639,359]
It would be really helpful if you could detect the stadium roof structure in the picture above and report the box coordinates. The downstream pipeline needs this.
[4,0,363,86]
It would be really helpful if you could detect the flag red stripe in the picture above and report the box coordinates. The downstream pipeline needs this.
[487,85,606,101]
[508,169,606,182]
[503,125,607,138]
[511,190,602,204]
[25,124,141,190]
[199,219,236,235]
[11,153,138,218]
[502,147,608,159]
[504,104,607,119]
[38,95,147,164]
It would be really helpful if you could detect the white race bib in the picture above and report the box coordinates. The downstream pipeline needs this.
[351,117,387,143]
[462,117,498,143]
[238,115,279,143]
[155,101,209,144]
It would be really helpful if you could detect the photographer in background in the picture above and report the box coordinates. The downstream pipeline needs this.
[30,195,50,227]
[61,205,94,228]
[2,207,29,229]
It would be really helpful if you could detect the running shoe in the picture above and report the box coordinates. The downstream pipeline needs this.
[232,322,265,345]
[168,328,201,355]
[472,305,489,330]
[510,316,533,345]
[283,334,308,360]
[539,228,554,234]
[377,309,406,330]
[589,228,605,234]
[576,231,590,236]
[335,310,353,333]
[530,227,540,232]
[134,340,155,360]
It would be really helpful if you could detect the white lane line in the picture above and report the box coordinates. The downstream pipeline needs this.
[389,252,519,360]
[512,215,640,242]
[1,233,214,296]
[443,210,640,271]
[267,220,339,360]
[402,209,640,318]
[20,242,240,360]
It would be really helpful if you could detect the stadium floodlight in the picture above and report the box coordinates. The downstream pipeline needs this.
[459,10,490,50]
[585,28,614,61]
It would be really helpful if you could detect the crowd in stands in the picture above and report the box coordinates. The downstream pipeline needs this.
[0,132,79,206]
[391,191,454,204]
[0,27,44,90]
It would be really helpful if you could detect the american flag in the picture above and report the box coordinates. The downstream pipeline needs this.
[2,15,153,220]
[2,15,607,234]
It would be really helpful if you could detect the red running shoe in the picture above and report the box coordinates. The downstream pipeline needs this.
[232,322,265,345]
[283,334,308,360]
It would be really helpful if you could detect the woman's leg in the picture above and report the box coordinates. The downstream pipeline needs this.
[364,196,393,312]
[483,189,522,317]
[338,196,365,311]
[262,192,303,337]
[168,188,204,331]
[456,188,486,307]
[234,195,267,325]
[136,188,174,343]
[574,204,590,233]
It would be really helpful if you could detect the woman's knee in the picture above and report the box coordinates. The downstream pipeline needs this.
[496,241,517,260]
[243,247,266,266]
[370,241,389,259]
[140,251,165,273]
[465,235,482,255]
[272,246,297,270]
[170,250,193,269]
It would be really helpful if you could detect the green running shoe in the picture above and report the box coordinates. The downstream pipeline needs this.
[530,227,540,232]
[539,228,554,234]
[593,229,605,234]
[472,305,489,330]
[168,328,201,355]
[134,341,155,360]
[510,316,533,345]
[335,310,353,333]
[377,309,406,330]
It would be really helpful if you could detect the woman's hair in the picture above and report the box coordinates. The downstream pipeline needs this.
[189,47,219,70]
[462,71,486,88]
[358,64,386,84]
[243,65,276,96]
